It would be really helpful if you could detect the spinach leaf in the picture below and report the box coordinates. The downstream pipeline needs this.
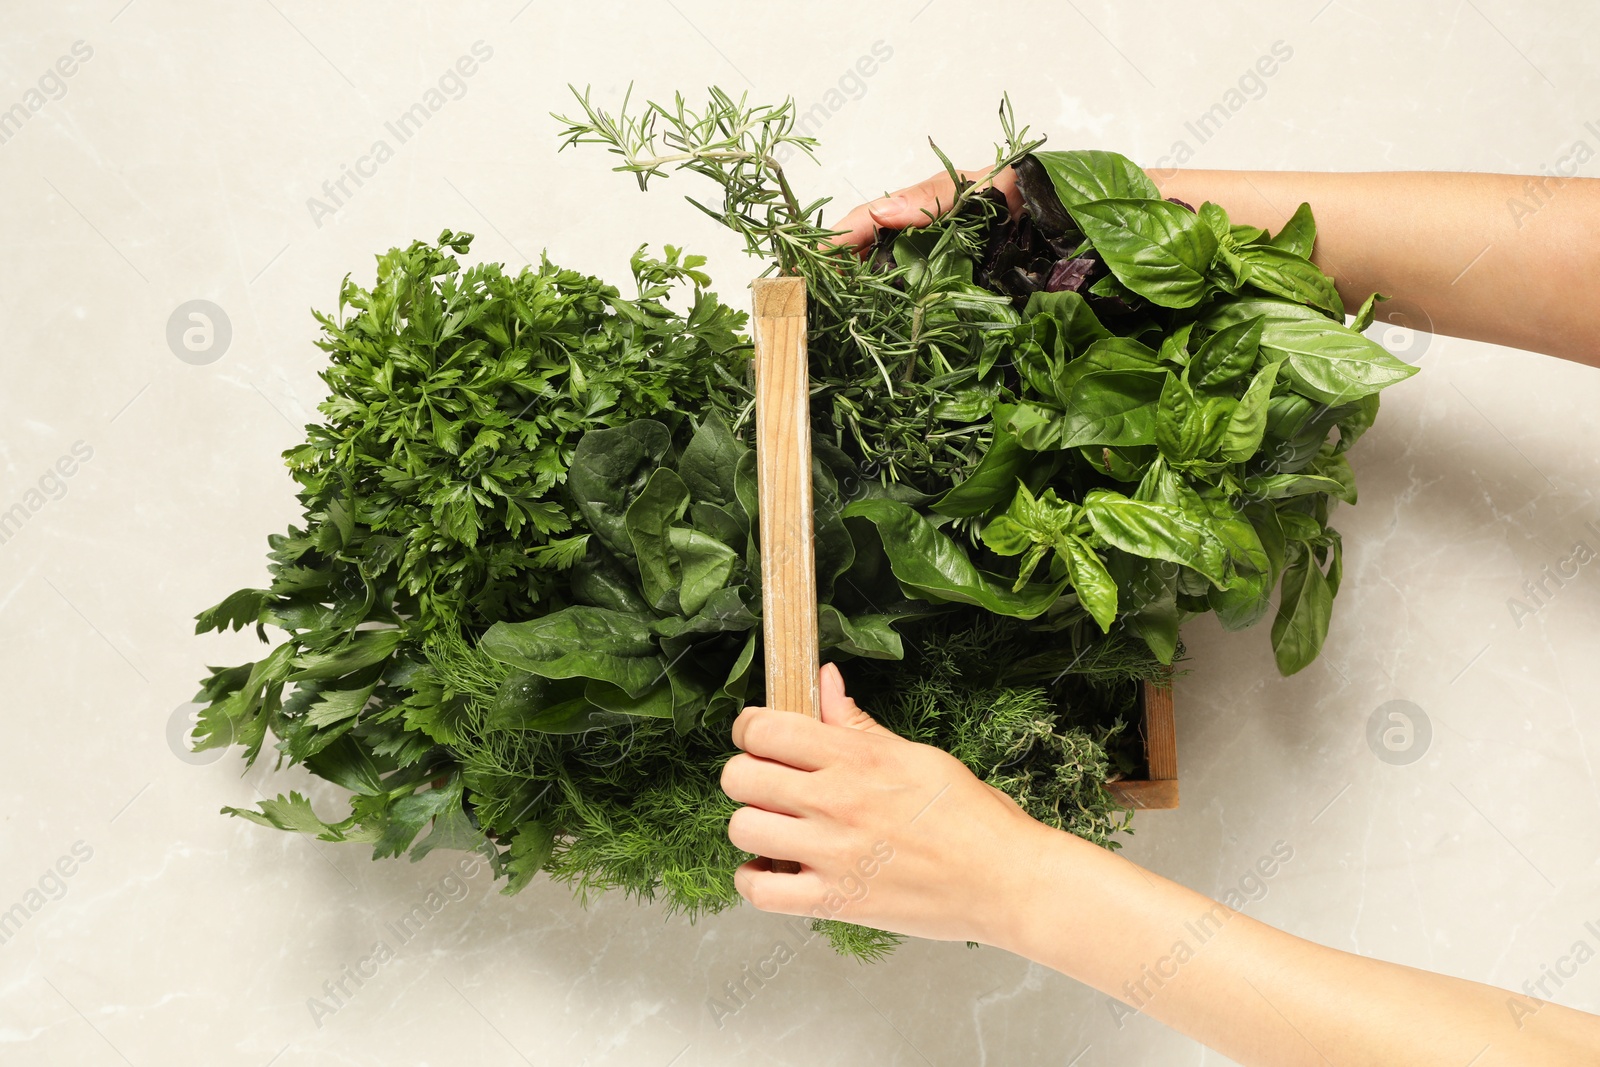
[570,420,674,559]
[480,607,664,698]
[625,467,692,611]
[679,412,746,507]
[817,605,906,660]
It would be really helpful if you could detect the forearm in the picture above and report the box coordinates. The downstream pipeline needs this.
[1148,169,1600,366]
[987,825,1600,1066]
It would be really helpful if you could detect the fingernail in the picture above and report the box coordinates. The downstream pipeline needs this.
[867,195,907,220]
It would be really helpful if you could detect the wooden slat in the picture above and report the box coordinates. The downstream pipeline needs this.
[751,276,815,876]
[1142,679,1178,782]
[751,276,819,724]
[1104,679,1180,810]
[1105,778,1180,810]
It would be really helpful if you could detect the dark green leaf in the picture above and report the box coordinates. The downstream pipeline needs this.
[290,629,402,681]
[624,467,691,612]
[569,420,673,558]
[933,423,1026,517]
[480,607,664,698]
[680,412,746,506]
[195,588,273,634]
[818,605,906,660]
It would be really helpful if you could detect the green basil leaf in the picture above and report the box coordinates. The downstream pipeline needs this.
[1309,452,1358,504]
[1192,314,1264,388]
[1271,548,1333,676]
[1237,244,1343,317]
[842,498,1065,619]
[1059,370,1165,448]
[1207,569,1272,631]
[1030,149,1161,206]
[1104,551,1183,664]
[1350,292,1386,333]
[1155,373,1205,462]
[1063,535,1118,634]
[934,424,1026,517]
[1324,529,1344,597]
[1069,198,1219,309]
[1242,472,1348,501]
[1159,322,1195,367]
[1269,202,1317,259]
[1332,392,1380,455]
[1082,489,1233,589]
[1248,502,1288,583]
[1219,361,1279,463]
[1276,508,1324,543]
[1205,299,1416,405]
[1022,289,1114,357]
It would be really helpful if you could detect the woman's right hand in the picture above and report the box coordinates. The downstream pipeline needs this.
[829,164,1023,252]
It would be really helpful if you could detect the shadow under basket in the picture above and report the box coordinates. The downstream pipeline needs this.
[1104,680,1178,810]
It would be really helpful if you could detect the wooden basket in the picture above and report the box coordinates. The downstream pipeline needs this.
[1104,680,1178,810]
[750,275,1180,813]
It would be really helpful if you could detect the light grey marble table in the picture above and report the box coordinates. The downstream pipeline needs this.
[3,2,1596,1063]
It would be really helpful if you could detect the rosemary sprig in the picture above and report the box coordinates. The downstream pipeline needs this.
[555,88,1046,491]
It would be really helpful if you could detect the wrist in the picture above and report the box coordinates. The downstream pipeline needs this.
[975,819,1114,959]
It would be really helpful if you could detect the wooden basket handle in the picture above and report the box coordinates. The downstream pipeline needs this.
[751,276,817,876]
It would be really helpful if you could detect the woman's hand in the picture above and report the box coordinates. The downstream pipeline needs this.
[720,662,1055,946]
[829,165,1023,251]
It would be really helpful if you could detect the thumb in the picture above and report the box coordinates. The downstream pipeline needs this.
[818,662,899,737]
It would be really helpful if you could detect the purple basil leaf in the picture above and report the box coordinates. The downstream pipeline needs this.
[1045,257,1096,293]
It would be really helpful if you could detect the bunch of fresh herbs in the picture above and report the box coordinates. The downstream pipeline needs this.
[192,89,1415,961]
